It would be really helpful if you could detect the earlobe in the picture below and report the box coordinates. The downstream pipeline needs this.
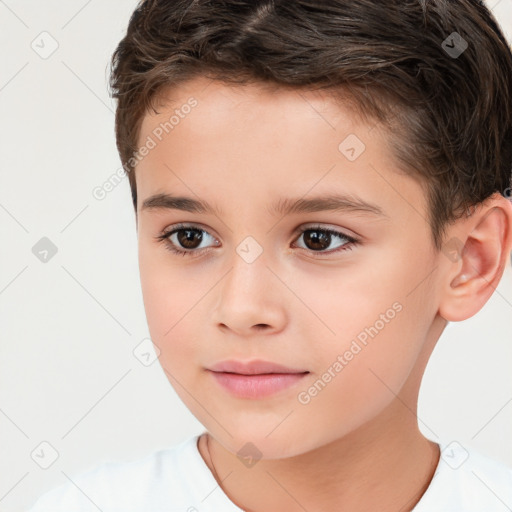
[439,194,512,322]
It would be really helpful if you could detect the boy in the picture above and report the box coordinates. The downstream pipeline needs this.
[29,0,512,510]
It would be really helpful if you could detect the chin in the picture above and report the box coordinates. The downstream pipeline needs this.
[209,424,328,461]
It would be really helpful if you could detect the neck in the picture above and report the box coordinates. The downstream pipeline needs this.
[199,402,439,512]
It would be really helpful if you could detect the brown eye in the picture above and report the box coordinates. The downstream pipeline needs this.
[294,226,357,256]
[156,224,219,257]
[176,228,204,249]
[302,229,332,251]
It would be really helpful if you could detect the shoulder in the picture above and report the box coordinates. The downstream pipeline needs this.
[27,434,203,512]
[414,441,512,512]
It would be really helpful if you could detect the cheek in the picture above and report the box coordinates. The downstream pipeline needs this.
[138,247,199,357]
[295,256,410,354]
[298,252,435,413]
[294,298,427,440]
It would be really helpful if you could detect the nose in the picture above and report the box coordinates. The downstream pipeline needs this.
[211,246,288,337]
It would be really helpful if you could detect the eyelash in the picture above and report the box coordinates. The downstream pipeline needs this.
[154,223,359,259]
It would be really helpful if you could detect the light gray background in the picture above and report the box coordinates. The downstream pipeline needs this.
[0,1,511,511]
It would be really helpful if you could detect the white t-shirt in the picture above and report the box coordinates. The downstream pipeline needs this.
[27,434,512,512]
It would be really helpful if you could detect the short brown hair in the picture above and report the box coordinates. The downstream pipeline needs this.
[108,0,512,250]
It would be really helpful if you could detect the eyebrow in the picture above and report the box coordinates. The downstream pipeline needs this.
[141,192,387,218]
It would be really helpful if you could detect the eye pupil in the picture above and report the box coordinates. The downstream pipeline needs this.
[304,230,330,251]
[178,229,202,249]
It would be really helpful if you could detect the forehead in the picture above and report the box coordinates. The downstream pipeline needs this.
[138,76,361,145]
[135,76,425,226]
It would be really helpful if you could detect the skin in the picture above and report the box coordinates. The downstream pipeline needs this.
[134,75,512,512]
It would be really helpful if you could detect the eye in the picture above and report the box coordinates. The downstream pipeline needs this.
[155,223,219,257]
[155,223,359,258]
[292,225,358,257]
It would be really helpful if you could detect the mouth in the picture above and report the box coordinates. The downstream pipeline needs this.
[206,359,310,399]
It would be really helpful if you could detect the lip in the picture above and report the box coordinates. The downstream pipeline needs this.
[207,359,309,399]
[208,359,308,375]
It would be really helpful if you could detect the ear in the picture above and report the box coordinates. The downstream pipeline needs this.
[438,193,512,322]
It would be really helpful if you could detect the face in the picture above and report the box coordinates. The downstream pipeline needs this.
[136,76,444,459]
